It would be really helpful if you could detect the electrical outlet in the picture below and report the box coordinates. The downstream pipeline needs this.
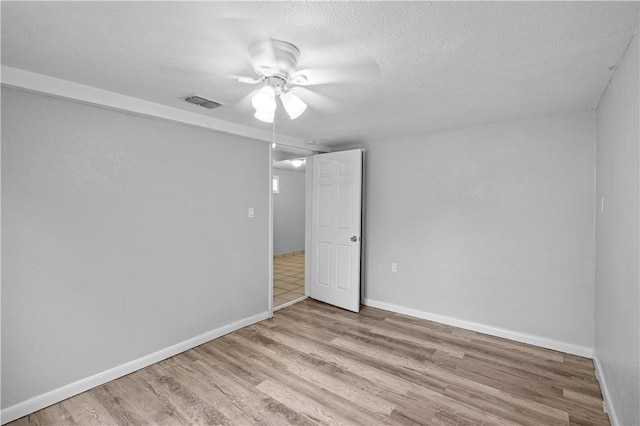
[248,207,255,218]
[391,262,397,272]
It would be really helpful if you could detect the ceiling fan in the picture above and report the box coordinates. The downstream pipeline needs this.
[235,39,310,123]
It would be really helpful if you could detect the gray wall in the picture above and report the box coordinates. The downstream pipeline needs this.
[595,33,639,426]
[362,112,596,348]
[273,168,305,255]
[1,88,270,409]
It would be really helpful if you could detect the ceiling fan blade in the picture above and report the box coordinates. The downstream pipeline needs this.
[232,89,260,111]
[291,61,380,86]
[199,17,276,78]
[289,87,340,113]
[291,41,380,86]
[289,73,309,85]
[235,76,262,84]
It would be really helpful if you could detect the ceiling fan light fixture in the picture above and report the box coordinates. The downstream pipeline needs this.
[254,109,274,123]
[280,91,307,120]
[252,85,276,113]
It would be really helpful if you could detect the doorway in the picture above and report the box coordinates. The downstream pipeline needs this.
[271,148,364,313]
[272,149,308,310]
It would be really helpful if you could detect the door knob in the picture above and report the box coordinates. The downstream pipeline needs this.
[351,236,359,242]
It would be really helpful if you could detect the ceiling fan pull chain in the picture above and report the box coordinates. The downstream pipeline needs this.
[272,120,277,149]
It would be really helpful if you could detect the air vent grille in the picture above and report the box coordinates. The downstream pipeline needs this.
[184,95,223,110]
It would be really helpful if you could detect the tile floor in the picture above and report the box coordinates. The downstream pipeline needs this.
[273,252,305,309]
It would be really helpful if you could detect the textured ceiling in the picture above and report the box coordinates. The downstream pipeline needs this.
[2,1,638,147]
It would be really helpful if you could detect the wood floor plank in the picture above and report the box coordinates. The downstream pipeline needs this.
[229,330,397,416]
[89,381,151,425]
[442,385,568,426]
[270,317,451,394]
[255,379,349,426]
[187,358,314,426]
[370,326,466,359]
[6,299,610,426]
[57,393,117,425]
[137,364,232,425]
[215,333,393,425]
[251,323,416,395]
[16,403,76,426]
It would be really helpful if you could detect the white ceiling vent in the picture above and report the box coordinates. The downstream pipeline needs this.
[184,95,223,109]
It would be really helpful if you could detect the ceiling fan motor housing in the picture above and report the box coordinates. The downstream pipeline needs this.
[250,39,300,82]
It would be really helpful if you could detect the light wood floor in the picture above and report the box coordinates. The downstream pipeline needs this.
[9,299,609,425]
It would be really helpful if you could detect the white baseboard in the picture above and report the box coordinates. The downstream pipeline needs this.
[362,298,593,358]
[1,311,271,425]
[593,353,619,425]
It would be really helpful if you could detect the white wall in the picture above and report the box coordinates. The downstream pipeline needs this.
[273,168,305,255]
[362,112,596,350]
[594,32,639,426]
[1,88,270,413]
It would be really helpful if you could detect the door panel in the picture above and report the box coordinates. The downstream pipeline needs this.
[337,184,352,229]
[317,242,331,286]
[310,149,362,312]
[318,184,332,228]
[336,245,352,291]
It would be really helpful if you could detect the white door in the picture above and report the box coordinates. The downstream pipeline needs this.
[310,149,362,312]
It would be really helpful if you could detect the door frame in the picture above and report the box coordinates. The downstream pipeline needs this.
[268,145,274,316]
[307,149,364,312]
[304,155,313,299]
[269,148,365,315]
[269,145,315,316]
